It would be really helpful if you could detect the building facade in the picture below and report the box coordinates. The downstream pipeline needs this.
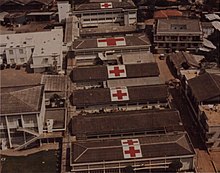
[0,85,45,150]
[72,0,137,28]
[154,19,203,53]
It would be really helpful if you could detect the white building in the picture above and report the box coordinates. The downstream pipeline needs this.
[0,85,45,150]
[57,0,71,23]
[0,28,64,73]
[69,0,137,28]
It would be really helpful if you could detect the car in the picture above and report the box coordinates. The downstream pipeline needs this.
[11,63,16,68]
[159,54,165,60]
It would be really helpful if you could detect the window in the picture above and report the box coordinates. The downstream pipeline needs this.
[9,49,13,54]
[20,58,25,63]
[10,59,15,64]
[42,58,48,64]
[19,49,24,54]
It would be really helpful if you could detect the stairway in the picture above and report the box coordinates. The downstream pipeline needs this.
[17,127,39,136]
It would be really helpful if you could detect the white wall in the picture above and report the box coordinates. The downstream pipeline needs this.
[57,1,71,22]
[5,46,34,65]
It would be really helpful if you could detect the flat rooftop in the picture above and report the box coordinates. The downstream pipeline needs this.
[122,52,155,64]
[44,108,66,130]
[71,109,184,139]
[80,25,136,36]
[156,18,202,34]
[107,76,164,88]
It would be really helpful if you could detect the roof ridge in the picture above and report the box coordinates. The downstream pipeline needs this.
[10,86,41,111]
[8,92,38,112]
[74,144,88,162]
[176,134,192,152]
[209,73,220,91]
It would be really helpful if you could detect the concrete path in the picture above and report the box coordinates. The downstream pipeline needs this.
[0,143,59,157]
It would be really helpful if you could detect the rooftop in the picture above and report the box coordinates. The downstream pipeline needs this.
[0,69,42,88]
[156,18,202,34]
[71,109,184,139]
[44,108,66,130]
[188,73,220,102]
[121,52,155,64]
[169,51,201,70]
[70,85,168,107]
[0,85,43,115]
[107,76,164,88]
[199,104,220,126]
[80,25,136,36]
[0,28,63,57]
[154,10,183,19]
[70,63,159,82]
[41,75,66,92]
[0,0,53,6]
[72,33,150,51]
[71,133,194,164]
[74,0,136,11]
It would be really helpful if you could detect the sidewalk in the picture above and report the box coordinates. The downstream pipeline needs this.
[0,143,59,157]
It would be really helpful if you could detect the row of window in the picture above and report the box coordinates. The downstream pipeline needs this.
[83,16,123,22]
[80,11,136,16]
[8,49,24,55]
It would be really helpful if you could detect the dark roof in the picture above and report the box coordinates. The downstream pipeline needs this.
[72,34,150,50]
[74,1,136,11]
[72,109,184,138]
[70,85,168,107]
[156,18,202,34]
[70,63,160,82]
[44,108,66,130]
[71,133,194,164]
[169,51,200,69]
[0,0,53,6]
[0,85,43,115]
[188,73,220,102]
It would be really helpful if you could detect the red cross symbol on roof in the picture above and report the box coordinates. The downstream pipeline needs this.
[124,146,141,157]
[109,66,125,77]
[101,3,111,8]
[98,37,124,46]
[122,139,139,146]
[112,90,127,100]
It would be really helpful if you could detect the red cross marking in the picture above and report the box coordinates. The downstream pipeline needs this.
[112,90,127,100]
[109,66,125,76]
[101,3,111,8]
[123,139,139,145]
[98,37,124,46]
[124,146,140,157]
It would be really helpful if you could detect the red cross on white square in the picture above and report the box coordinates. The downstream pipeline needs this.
[107,65,126,78]
[97,37,126,47]
[110,87,129,102]
[121,139,142,159]
[100,2,112,9]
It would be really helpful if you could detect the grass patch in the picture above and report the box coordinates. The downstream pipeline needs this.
[1,150,59,173]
